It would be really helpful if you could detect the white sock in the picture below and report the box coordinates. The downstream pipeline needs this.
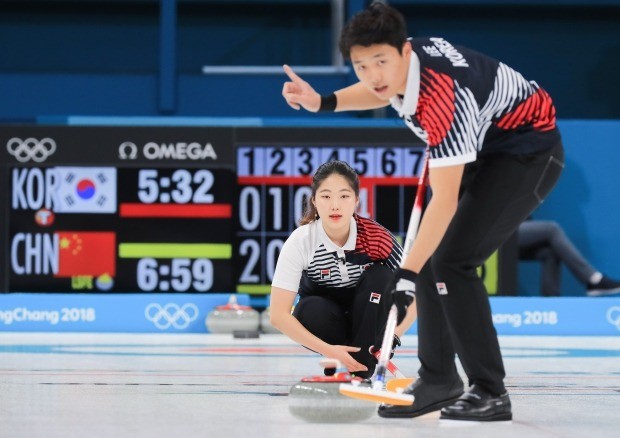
[589,272,603,285]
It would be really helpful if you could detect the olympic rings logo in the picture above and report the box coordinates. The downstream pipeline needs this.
[606,306,620,331]
[6,137,57,163]
[145,303,199,330]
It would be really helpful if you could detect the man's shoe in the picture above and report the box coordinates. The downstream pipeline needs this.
[587,276,620,297]
[440,384,512,422]
[378,376,464,419]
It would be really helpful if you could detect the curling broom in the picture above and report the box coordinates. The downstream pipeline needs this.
[338,149,430,405]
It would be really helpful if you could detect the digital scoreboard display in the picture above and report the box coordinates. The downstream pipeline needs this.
[9,165,236,293]
[0,126,426,295]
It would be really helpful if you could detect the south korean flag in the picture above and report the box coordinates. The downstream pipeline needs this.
[54,167,117,213]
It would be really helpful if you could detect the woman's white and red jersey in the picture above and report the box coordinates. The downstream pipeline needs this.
[391,37,562,168]
[271,215,403,295]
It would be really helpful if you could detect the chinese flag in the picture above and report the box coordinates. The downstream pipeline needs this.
[55,232,116,277]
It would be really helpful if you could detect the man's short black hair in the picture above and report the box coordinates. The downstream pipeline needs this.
[338,1,408,60]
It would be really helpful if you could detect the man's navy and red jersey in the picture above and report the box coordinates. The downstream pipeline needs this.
[390,37,561,168]
[271,215,403,296]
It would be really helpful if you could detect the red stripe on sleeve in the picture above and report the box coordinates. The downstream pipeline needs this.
[417,69,456,146]
[497,88,556,131]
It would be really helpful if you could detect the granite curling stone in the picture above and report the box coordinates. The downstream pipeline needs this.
[288,372,375,423]
[205,294,260,334]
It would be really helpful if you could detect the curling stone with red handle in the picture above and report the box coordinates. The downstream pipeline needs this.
[205,294,260,334]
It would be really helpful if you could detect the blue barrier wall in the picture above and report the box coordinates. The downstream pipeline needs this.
[0,293,251,333]
[1,294,618,335]
[522,120,620,296]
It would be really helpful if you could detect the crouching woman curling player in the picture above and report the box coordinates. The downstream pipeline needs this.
[269,160,416,377]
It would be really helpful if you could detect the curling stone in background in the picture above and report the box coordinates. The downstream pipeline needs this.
[205,294,260,335]
[288,360,375,423]
[259,306,280,334]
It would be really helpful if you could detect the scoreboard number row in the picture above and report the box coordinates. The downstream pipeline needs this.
[238,186,374,232]
[237,146,426,177]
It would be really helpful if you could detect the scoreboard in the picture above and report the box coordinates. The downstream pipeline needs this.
[1,126,429,295]
[9,166,235,293]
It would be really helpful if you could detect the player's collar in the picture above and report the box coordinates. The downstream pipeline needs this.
[390,51,420,117]
[317,217,357,252]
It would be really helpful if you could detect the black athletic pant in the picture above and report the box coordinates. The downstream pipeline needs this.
[292,263,393,376]
[416,142,564,395]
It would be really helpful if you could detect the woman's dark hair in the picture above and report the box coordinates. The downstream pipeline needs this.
[299,160,360,225]
[339,1,408,60]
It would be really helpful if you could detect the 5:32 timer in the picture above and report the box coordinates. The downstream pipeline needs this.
[137,169,215,204]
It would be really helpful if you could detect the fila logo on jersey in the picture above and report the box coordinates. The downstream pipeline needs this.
[369,292,381,304]
[436,282,448,295]
[320,269,331,280]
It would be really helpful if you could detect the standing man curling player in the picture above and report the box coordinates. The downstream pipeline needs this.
[281,1,564,422]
